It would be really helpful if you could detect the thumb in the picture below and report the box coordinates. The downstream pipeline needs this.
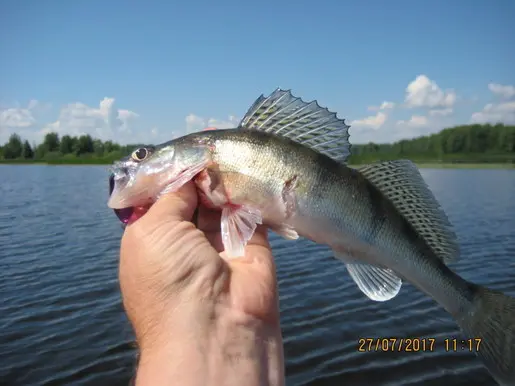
[145,181,199,223]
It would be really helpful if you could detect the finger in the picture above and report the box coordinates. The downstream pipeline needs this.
[226,225,276,291]
[145,181,198,223]
[244,226,273,269]
[222,225,272,264]
[204,231,225,253]
[205,226,272,256]
[247,224,270,249]
[196,205,222,233]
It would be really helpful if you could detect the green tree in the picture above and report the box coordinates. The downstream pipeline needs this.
[22,140,34,159]
[93,139,104,157]
[75,134,94,155]
[3,133,23,159]
[103,140,115,153]
[43,132,60,153]
[60,135,74,154]
[34,143,47,159]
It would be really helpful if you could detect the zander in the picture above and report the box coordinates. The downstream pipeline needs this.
[108,89,515,385]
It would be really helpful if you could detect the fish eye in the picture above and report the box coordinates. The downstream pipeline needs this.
[131,147,149,162]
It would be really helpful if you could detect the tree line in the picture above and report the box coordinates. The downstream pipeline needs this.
[0,123,514,165]
[349,123,515,164]
[0,132,145,164]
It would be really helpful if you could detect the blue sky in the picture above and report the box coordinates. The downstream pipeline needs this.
[1,0,514,145]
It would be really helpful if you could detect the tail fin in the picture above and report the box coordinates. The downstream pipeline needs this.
[454,284,515,385]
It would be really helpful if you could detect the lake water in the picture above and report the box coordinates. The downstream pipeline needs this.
[1,165,514,386]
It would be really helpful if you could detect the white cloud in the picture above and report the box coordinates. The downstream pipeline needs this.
[0,100,45,143]
[380,101,395,110]
[1,97,243,146]
[488,83,515,99]
[472,84,515,124]
[41,97,143,144]
[4,76,512,148]
[405,75,456,109]
[396,115,429,127]
[185,114,206,133]
[350,112,387,130]
[368,101,395,111]
[471,101,515,125]
[0,107,36,129]
[185,114,239,133]
[0,98,46,131]
[207,115,239,129]
[350,75,459,143]
[429,108,453,116]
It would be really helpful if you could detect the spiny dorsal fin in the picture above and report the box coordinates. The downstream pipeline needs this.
[358,160,460,264]
[239,88,351,163]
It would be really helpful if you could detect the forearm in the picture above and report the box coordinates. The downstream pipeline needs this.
[134,307,285,386]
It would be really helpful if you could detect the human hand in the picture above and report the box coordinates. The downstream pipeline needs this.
[119,181,285,386]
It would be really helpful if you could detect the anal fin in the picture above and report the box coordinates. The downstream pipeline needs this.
[221,205,263,258]
[334,252,402,302]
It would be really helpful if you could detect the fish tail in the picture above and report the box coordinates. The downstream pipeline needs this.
[454,283,515,385]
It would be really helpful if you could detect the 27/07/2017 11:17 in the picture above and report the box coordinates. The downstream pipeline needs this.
[357,337,482,353]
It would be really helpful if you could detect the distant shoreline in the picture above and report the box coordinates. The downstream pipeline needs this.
[414,163,515,169]
[1,160,514,170]
[3,123,514,169]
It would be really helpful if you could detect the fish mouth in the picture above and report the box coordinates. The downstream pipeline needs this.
[109,173,134,224]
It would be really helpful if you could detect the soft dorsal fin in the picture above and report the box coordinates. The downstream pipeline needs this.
[358,160,460,264]
[238,88,351,163]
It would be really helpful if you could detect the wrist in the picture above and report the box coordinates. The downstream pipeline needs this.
[208,308,285,386]
[134,305,284,386]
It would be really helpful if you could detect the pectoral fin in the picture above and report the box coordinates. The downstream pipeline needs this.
[158,158,211,197]
[221,205,263,258]
[334,252,402,301]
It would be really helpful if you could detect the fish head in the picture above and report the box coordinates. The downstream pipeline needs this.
[107,140,210,224]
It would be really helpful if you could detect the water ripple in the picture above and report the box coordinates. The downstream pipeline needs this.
[0,166,514,385]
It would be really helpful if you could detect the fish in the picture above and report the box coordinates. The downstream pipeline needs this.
[108,89,515,385]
